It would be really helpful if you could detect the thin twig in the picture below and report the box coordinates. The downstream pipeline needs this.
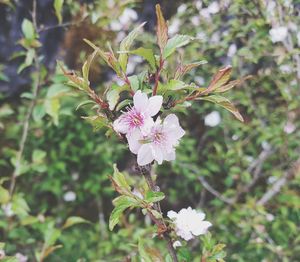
[198,176,234,205]
[257,157,300,206]
[9,0,41,196]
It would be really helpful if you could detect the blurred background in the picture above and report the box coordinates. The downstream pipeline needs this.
[0,0,299,261]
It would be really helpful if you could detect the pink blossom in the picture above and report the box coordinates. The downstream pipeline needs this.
[113,90,163,135]
[127,114,185,166]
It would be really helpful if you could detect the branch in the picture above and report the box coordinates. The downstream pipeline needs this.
[137,164,179,262]
[257,157,300,206]
[198,176,234,205]
[9,0,41,196]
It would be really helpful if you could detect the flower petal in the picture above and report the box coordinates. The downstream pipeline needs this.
[192,221,212,236]
[140,117,154,136]
[147,95,163,116]
[167,210,178,219]
[137,144,154,166]
[133,90,148,112]
[163,114,185,139]
[126,129,143,154]
[152,145,163,164]
[113,117,129,134]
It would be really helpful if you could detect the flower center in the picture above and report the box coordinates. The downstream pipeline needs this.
[127,107,144,128]
[152,129,166,145]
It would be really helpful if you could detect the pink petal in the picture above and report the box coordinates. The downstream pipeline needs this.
[126,129,143,154]
[113,117,129,134]
[147,95,163,116]
[163,114,185,139]
[137,144,154,166]
[133,90,148,112]
[152,145,163,164]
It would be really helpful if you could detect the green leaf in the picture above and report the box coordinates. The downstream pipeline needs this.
[111,164,131,192]
[165,79,186,91]
[32,103,46,122]
[11,194,30,217]
[54,0,64,24]
[106,84,125,110]
[145,191,165,203]
[45,97,60,126]
[82,50,97,84]
[82,115,109,131]
[1,257,19,262]
[163,35,193,59]
[118,22,146,72]
[76,100,96,111]
[21,19,35,39]
[0,186,9,204]
[109,196,138,231]
[32,149,46,163]
[138,239,152,262]
[131,48,156,70]
[116,99,131,111]
[128,75,139,92]
[198,95,244,122]
[44,225,61,247]
[62,216,91,229]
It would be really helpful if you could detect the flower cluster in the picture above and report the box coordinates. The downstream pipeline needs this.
[113,91,185,166]
[167,207,212,241]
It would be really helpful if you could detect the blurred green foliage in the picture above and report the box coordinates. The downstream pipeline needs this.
[0,0,299,261]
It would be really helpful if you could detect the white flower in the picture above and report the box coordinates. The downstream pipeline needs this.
[204,111,221,127]
[269,27,288,43]
[169,18,181,36]
[177,4,187,14]
[113,91,163,136]
[207,1,220,14]
[128,114,185,166]
[63,191,76,202]
[15,253,28,262]
[2,203,14,217]
[119,8,138,26]
[173,240,182,249]
[167,207,212,241]
[283,121,296,134]
[227,44,237,57]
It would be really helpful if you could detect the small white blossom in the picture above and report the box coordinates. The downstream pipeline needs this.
[169,18,181,35]
[204,111,221,127]
[266,213,275,222]
[283,121,296,134]
[269,27,288,43]
[119,8,138,26]
[63,191,76,202]
[207,1,220,14]
[173,240,182,249]
[15,253,28,262]
[2,203,14,217]
[227,44,237,57]
[0,250,5,259]
[113,91,163,136]
[177,4,187,14]
[127,114,185,166]
[132,188,143,199]
[167,207,212,241]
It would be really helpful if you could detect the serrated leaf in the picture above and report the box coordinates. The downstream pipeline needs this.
[82,50,97,83]
[204,66,232,94]
[174,60,207,80]
[118,22,146,72]
[116,99,131,111]
[163,34,193,59]
[156,4,168,51]
[128,75,139,92]
[82,115,109,131]
[11,194,30,217]
[111,164,131,193]
[41,245,63,260]
[145,191,165,203]
[84,39,121,76]
[214,75,252,93]
[54,0,64,24]
[131,48,156,70]
[198,95,244,122]
[62,216,91,229]
[45,97,60,126]
[21,19,35,39]
[109,196,138,231]
[106,84,123,110]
